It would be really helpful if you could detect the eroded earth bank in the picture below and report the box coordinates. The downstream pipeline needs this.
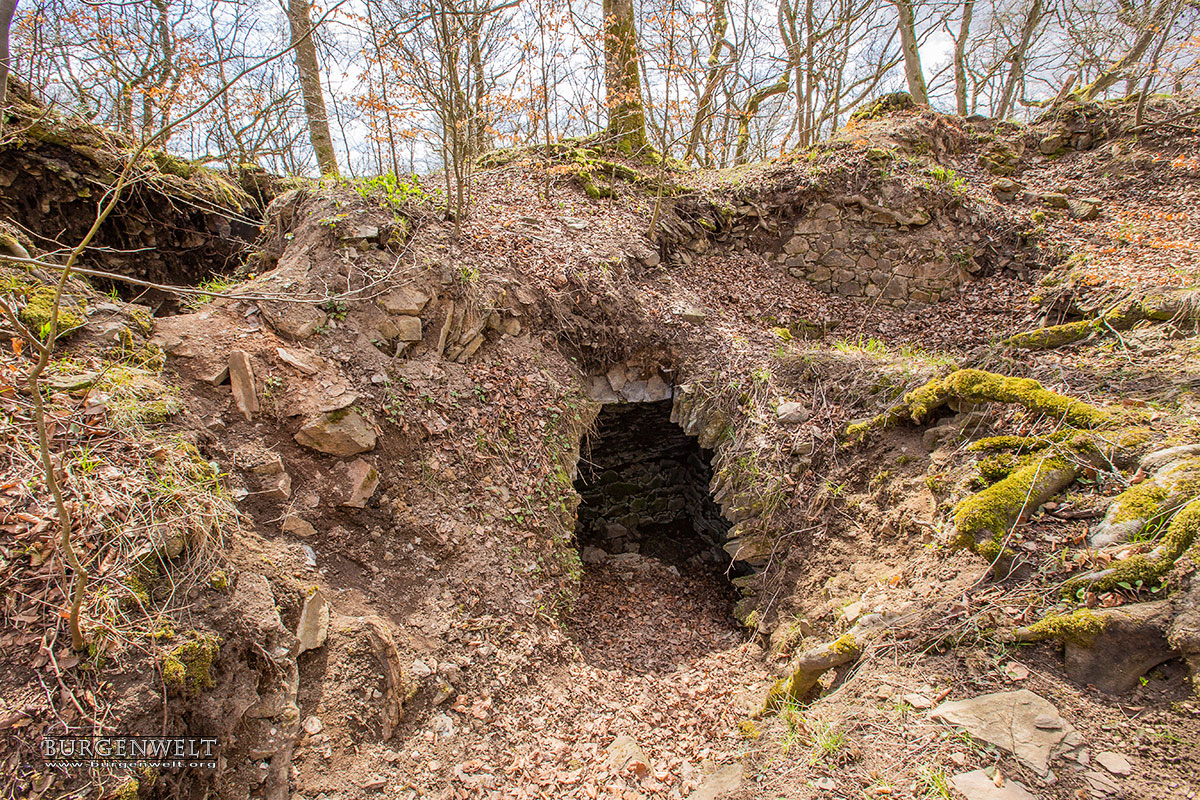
[1,93,1199,800]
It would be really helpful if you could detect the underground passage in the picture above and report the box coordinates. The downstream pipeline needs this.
[570,400,744,673]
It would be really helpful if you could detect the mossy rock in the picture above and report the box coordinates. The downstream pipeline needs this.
[850,92,915,123]
[161,632,221,695]
[979,143,1022,177]
[16,286,86,338]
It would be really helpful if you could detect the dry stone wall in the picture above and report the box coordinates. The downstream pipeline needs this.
[653,166,1033,309]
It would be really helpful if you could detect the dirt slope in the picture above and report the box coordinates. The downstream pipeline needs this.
[0,95,1198,800]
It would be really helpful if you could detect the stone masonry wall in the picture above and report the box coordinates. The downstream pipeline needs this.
[652,167,1033,310]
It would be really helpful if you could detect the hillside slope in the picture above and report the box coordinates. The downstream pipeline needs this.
[0,95,1198,800]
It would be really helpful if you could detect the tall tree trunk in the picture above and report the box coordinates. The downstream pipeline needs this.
[602,0,647,153]
[0,0,18,116]
[1080,0,1175,101]
[684,0,729,164]
[954,0,974,116]
[287,0,339,176]
[890,0,928,105]
[735,76,788,164]
[995,0,1044,119]
[365,2,400,176]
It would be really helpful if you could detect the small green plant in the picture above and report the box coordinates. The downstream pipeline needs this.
[321,300,348,321]
[349,171,427,210]
[917,767,952,799]
[185,275,237,309]
[808,719,846,765]
[929,166,966,195]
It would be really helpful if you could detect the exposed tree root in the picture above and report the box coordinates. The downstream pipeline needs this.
[845,368,1114,442]
[1006,288,1200,350]
[1066,495,1200,594]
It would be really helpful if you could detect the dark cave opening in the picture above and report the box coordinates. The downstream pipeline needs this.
[570,400,744,673]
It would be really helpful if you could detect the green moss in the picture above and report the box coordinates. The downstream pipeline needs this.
[936,370,1111,427]
[1067,496,1200,594]
[150,149,196,178]
[124,573,151,606]
[830,633,857,655]
[17,286,85,338]
[208,570,229,591]
[113,777,140,800]
[967,434,1060,453]
[847,369,1112,441]
[1020,609,1107,646]
[737,719,762,740]
[161,633,221,695]
[953,454,1077,553]
[1106,456,1200,537]
[849,92,914,122]
[973,452,1020,488]
[1005,319,1098,349]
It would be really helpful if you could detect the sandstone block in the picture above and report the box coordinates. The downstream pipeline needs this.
[295,410,376,456]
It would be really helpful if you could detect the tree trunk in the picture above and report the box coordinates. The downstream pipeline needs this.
[890,0,928,105]
[735,76,788,164]
[602,0,647,153]
[287,0,339,176]
[684,0,729,164]
[1080,0,1175,101]
[995,0,1044,119]
[0,0,18,115]
[954,0,973,116]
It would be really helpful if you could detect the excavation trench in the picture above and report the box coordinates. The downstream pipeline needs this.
[570,400,744,674]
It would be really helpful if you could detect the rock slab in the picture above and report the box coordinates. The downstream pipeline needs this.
[606,734,650,777]
[932,690,1076,776]
[294,410,377,456]
[691,763,743,800]
[228,350,259,422]
[950,769,1037,800]
[295,588,329,655]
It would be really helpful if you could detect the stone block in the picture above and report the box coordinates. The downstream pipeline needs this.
[394,315,423,341]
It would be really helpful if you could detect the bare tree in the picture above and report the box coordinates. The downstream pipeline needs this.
[995,0,1045,118]
[890,0,928,104]
[952,0,974,115]
[1079,0,1178,100]
[0,0,19,113]
[287,0,339,175]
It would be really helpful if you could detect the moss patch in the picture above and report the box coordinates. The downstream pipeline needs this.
[1069,495,1200,594]
[1005,319,1098,349]
[17,286,86,338]
[846,369,1112,442]
[161,632,221,695]
[953,454,1080,554]
[1019,609,1106,646]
